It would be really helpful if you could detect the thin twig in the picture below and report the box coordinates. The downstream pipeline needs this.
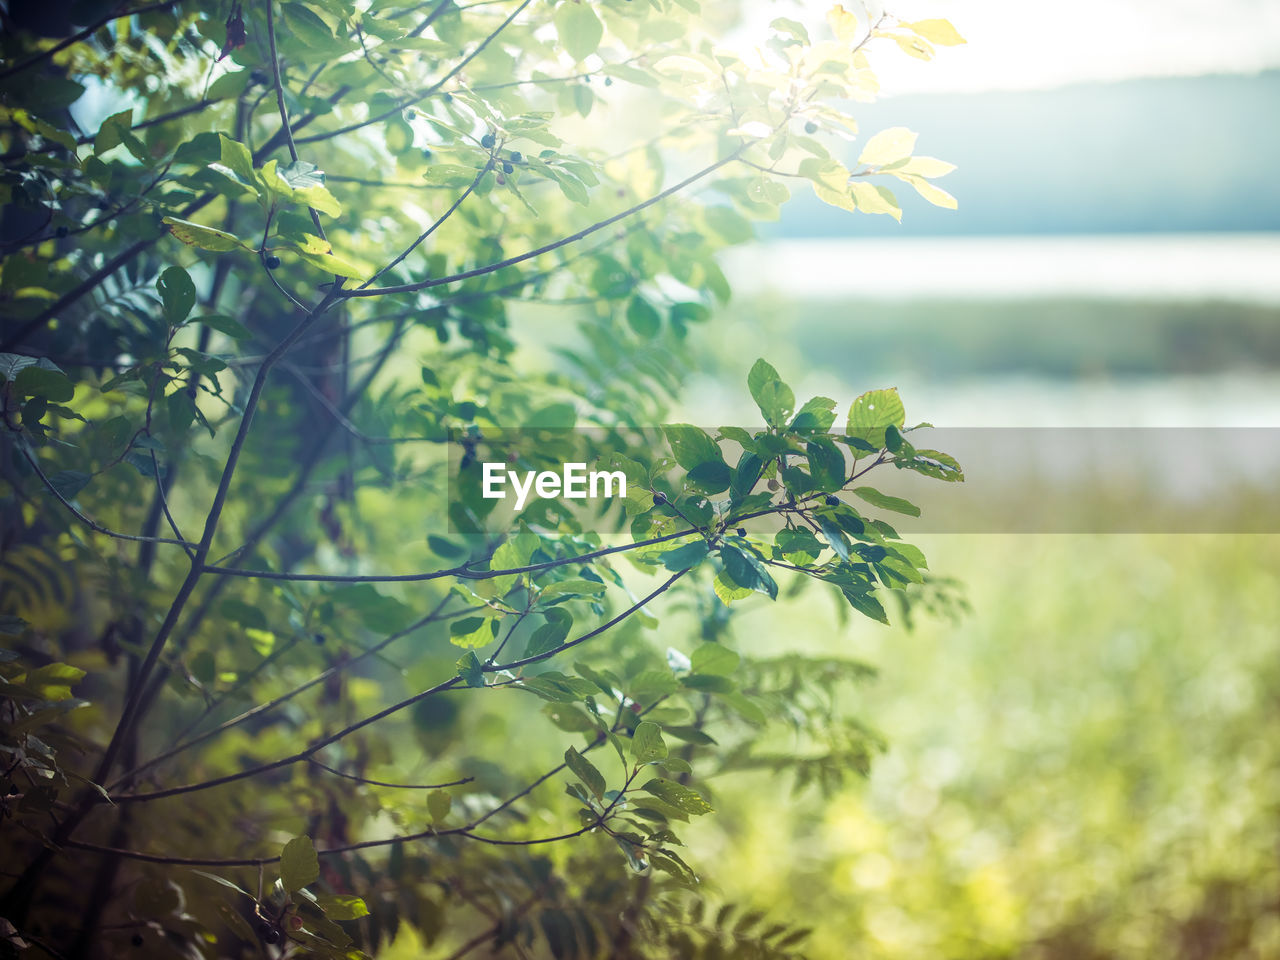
[342,148,745,298]
[110,569,689,803]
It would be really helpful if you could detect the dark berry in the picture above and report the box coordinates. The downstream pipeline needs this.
[736,527,747,537]
[480,132,496,149]
[265,255,281,269]
[131,934,144,947]
[443,92,453,102]
[55,226,68,238]
[509,151,522,163]
[314,633,326,645]
[249,69,268,86]
[496,174,506,185]
[502,161,514,174]
[97,199,112,211]
[652,491,667,506]
[804,121,818,134]
[423,148,432,159]
[255,921,281,944]
[824,494,840,506]
[604,77,613,86]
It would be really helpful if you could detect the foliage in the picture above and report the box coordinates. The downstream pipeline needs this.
[0,1,963,957]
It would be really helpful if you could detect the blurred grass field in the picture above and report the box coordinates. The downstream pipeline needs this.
[670,282,1280,958]
[695,532,1280,959]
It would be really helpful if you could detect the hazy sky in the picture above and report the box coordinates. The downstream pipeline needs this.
[745,0,1280,94]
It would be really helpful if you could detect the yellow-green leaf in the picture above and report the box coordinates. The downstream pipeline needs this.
[812,181,855,212]
[858,127,917,167]
[316,895,369,920]
[428,789,451,824]
[555,1,603,62]
[826,4,860,44]
[847,387,905,435]
[905,176,957,209]
[289,233,333,255]
[297,249,363,279]
[163,217,248,252]
[280,836,318,893]
[906,18,966,46]
[850,181,901,220]
[294,184,341,218]
[894,34,934,60]
[897,156,956,178]
[218,134,255,184]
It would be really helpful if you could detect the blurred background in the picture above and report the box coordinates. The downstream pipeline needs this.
[671,0,1280,957]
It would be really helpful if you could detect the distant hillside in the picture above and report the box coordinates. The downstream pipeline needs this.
[767,71,1280,237]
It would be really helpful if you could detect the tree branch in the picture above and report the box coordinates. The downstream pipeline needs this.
[343,148,745,298]
[109,569,689,803]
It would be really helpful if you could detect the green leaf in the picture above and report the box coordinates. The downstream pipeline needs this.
[294,183,342,218]
[852,486,921,517]
[686,459,731,495]
[841,584,889,624]
[449,615,498,648]
[540,578,607,599]
[555,0,604,61]
[847,388,905,432]
[525,608,573,657]
[565,745,606,799]
[816,515,851,562]
[625,296,661,338]
[642,777,713,815]
[806,437,847,492]
[316,895,369,920]
[164,217,248,252]
[631,721,668,765]
[282,2,341,49]
[280,836,319,893]
[197,314,251,340]
[15,362,73,402]
[329,583,413,632]
[747,358,795,428]
[790,396,837,432]
[427,789,452,824]
[24,662,85,700]
[217,134,256,185]
[157,266,196,325]
[899,448,964,482]
[663,424,723,472]
[659,539,709,572]
[456,651,485,687]
[883,423,913,456]
[93,109,134,156]
[720,542,778,600]
[690,642,739,677]
[277,160,326,190]
[846,387,905,448]
[0,353,37,382]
